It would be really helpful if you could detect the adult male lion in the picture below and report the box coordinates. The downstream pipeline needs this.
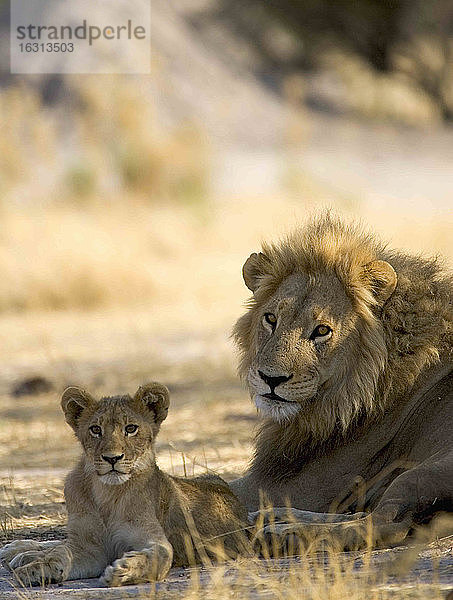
[230,214,453,547]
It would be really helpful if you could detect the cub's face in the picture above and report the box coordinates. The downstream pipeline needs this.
[79,400,156,485]
[61,383,170,486]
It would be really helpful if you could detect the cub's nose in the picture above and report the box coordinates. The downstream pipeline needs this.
[101,454,124,466]
[258,371,293,391]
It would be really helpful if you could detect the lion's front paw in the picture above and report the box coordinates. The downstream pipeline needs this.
[252,518,374,556]
[101,545,172,587]
[9,545,71,587]
[370,505,413,547]
[252,522,308,557]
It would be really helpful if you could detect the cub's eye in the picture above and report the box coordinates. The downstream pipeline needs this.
[125,424,138,436]
[310,324,333,341]
[263,313,277,329]
[89,425,102,437]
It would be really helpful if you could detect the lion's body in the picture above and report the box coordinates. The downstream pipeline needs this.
[230,215,453,545]
[1,384,249,587]
[232,363,453,515]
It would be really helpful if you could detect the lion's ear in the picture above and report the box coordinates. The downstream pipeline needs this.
[61,387,96,431]
[134,383,170,425]
[362,260,397,305]
[243,252,270,292]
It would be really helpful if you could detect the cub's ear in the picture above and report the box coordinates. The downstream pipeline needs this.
[134,383,170,425]
[242,252,270,292]
[61,387,96,431]
[362,260,397,305]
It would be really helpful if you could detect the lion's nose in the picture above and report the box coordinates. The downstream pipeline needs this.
[258,371,293,391]
[102,453,124,466]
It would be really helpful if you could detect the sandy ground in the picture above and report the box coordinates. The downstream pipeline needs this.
[1,550,453,599]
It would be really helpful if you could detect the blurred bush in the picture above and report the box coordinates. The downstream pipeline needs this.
[0,77,209,207]
[210,0,453,122]
[0,77,210,312]
[74,80,209,203]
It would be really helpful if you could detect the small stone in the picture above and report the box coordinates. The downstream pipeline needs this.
[12,376,53,397]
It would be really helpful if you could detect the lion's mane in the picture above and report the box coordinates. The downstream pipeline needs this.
[234,214,453,480]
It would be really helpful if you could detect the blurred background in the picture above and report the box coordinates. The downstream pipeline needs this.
[1,0,453,547]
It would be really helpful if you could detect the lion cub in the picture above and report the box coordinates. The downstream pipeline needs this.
[1,383,249,587]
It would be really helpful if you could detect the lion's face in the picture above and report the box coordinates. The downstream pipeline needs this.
[61,383,170,486]
[247,271,359,422]
[235,227,398,434]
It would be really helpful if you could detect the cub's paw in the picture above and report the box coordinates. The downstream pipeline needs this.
[101,545,172,587]
[1,540,63,571]
[12,559,63,587]
[9,546,71,587]
[1,540,42,570]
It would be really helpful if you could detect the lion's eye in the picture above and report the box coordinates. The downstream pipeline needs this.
[125,424,138,436]
[263,313,277,329]
[89,425,102,437]
[310,324,332,341]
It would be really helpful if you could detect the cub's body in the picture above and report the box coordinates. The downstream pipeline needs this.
[66,458,248,576]
[1,384,248,587]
